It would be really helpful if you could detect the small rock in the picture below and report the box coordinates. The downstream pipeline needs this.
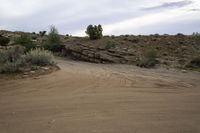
[182,70,187,73]
[23,72,29,75]
[22,75,29,78]
[30,71,35,74]
[42,67,50,70]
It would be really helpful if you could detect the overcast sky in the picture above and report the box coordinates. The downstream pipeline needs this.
[0,0,200,36]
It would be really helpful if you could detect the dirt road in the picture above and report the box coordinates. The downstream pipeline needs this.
[0,59,200,133]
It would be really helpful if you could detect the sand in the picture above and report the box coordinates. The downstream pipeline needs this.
[0,59,200,133]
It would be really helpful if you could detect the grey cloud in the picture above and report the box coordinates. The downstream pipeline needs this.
[1,0,143,34]
[111,18,200,35]
[189,8,200,12]
[143,0,194,11]
[0,0,199,35]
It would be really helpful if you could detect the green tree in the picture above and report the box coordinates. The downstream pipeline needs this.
[85,24,103,40]
[47,26,61,44]
[97,24,103,38]
[43,26,64,52]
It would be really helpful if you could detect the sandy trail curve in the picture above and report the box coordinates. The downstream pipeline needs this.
[0,59,200,133]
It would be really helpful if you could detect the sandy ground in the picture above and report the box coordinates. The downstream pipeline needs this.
[0,59,200,133]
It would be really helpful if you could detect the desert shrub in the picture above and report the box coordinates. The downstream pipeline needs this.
[0,58,25,73]
[111,35,115,39]
[132,38,140,43]
[0,46,25,63]
[144,48,157,59]
[0,49,9,64]
[0,46,26,73]
[125,35,129,37]
[123,37,128,41]
[0,35,10,47]
[126,37,139,43]
[7,45,25,62]
[43,43,65,52]
[31,35,37,40]
[192,32,200,37]
[43,26,64,52]
[191,32,200,40]
[137,48,158,68]
[47,26,61,44]
[137,58,158,68]
[188,57,200,68]
[25,44,36,52]
[176,33,185,37]
[15,34,32,45]
[105,40,118,49]
[85,24,103,40]
[15,34,35,51]
[104,35,110,38]
[154,34,160,37]
[39,31,46,37]
[24,48,54,66]
[0,47,54,73]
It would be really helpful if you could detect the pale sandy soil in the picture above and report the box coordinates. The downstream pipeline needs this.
[0,59,200,133]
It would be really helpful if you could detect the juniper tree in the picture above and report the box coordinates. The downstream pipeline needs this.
[86,24,103,40]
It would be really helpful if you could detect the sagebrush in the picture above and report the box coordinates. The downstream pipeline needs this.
[24,48,54,66]
[137,48,158,68]
[14,34,35,51]
[0,47,54,73]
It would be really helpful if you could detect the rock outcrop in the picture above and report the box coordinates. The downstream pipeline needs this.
[65,43,137,64]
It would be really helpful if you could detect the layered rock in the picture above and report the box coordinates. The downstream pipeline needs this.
[65,43,137,64]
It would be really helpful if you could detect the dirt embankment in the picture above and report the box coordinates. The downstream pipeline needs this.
[0,59,200,133]
[64,35,200,68]
[1,30,200,68]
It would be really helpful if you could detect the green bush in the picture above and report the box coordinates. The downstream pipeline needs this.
[15,34,35,51]
[0,47,54,73]
[176,33,185,37]
[24,48,54,66]
[0,46,25,63]
[137,48,158,68]
[188,57,200,67]
[144,48,157,60]
[0,46,25,73]
[0,49,9,64]
[85,24,103,40]
[192,32,200,36]
[105,40,118,49]
[15,34,32,44]
[126,37,140,43]
[47,26,61,44]
[0,58,25,73]
[0,35,10,47]
[43,43,65,52]
[43,26,64,52]
[191,32,200,40]
[137,58,158,68]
